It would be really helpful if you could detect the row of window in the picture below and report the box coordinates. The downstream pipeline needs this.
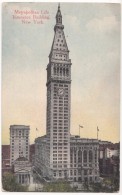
[53,170,68,177]
[53,122,68,125]
[53,96,68,100]
[53,133,68,135]
[54,54,67,61]
[53,119,68,122]
[53,165,67,169]
[53,160,67,164]
[53,152,68,154]
[54,84,68,87]
[71,147,96,150]
[54,87,68,91]
[53,142,68,145]
[53,97,68,100]
[53,157,67,160]
[70,150,97,163]
[53,104,68,108]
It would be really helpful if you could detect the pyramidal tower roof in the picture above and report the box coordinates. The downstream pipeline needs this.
[49,4,70,63]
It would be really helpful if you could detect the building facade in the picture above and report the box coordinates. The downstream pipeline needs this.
[35,5,100,182]
[35,136,48,176]
[99,142,120,177]
[70,136,99,182]
[46,4,71,178]
[2,145,11,175]
[10,125,30,165]
[14,155,33,185]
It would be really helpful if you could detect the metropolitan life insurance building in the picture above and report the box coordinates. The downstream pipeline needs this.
[35,5,99,182]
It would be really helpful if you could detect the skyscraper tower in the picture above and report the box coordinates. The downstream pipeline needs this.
[46,4,71,178]
[35,5,99,182]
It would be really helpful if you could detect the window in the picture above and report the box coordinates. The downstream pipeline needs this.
[89,150,93,162]
[84,170,87,175]
[83,150,87,163]
[19,175,21,183]
[74,170,76,176]
[78,150,82,163]
[22,175,24,184]
[70,170,73,176]
[78,169,81,174]
[95,150,97,162]
[89,170,92,175]
[53,172,56,177]
[59,171,62,177]
[89,177,92,182]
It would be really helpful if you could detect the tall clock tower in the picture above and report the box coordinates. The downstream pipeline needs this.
[46,4,71,179]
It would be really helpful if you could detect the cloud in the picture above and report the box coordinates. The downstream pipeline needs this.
[107,50,120,63]
[86,15,120,33]
[12,37,32,56]
[66,15,81,33]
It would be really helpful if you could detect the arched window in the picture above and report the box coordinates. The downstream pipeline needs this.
[78,150,82,163]
[95,149,97,163]
[89,150,93,162]
[83,150,87,163]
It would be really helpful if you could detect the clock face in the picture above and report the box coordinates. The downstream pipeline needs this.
[58,88,65,96]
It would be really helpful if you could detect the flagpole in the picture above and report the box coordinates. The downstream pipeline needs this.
[79,125,83,137]
[36,128,38,138]
[97,126,99,140]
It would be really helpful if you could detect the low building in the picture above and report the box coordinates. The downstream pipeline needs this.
[70,136,99,182]
[105,148,119,158]
[13,155,33,185]
[2,145,11,175]
[99,142,120,177]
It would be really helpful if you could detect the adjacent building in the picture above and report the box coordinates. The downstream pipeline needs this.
[14,154,33,185]
[10,125,30,165]
[2,145,11,175]
[30,144,35,165]
[70,136,99,182]
[99,142,120,177]
[34,5,100,182]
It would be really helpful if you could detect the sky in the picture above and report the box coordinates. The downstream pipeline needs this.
[2,2,120,144]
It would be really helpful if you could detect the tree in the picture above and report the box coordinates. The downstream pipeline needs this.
[2,172,27,192]
[92,182,103,192]
[43,180,75,192]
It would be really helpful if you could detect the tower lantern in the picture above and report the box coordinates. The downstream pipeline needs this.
[56,3,62,24]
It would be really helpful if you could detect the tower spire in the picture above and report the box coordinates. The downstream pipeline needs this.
[49,3,70,62]
[58,3,60,10]
[56,3,62,25]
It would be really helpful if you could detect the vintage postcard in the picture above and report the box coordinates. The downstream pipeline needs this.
[2,1,120,192]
